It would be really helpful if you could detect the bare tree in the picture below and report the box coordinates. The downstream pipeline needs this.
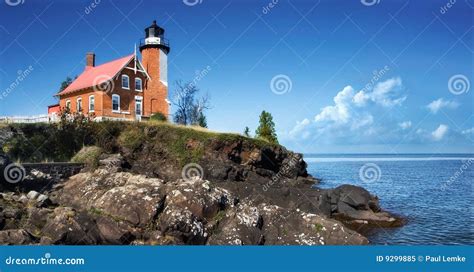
[172,80,210,126]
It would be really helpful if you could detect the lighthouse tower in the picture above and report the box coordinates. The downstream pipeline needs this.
[139,20,170,117]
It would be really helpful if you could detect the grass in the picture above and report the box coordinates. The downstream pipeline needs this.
[4,121,279,165]
[71,146,103,168]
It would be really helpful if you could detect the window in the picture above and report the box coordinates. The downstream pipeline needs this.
[112,94,120,112]
[89,95,95,112]
[121,75,130,90]
[65,100,71,110]
[77,98,82,112]
[135,78,142,91]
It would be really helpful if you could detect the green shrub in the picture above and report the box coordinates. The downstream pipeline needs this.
[118,128,146,150]
[150,112,167,122]
[71,146,103,168]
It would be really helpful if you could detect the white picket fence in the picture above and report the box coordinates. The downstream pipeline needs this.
[0,114,59,124]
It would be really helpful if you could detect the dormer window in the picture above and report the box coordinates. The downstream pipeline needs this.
[121,75,130,90]
[135,78,142,91]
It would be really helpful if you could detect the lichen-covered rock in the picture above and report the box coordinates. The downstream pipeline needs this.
[40,207,101,245]
[0,229,34,245]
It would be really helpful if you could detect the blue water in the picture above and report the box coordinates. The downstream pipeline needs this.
[306,154,474,245]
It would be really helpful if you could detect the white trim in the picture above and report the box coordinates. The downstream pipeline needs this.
[65,99,71,110]
[135,78,143,92]
[88,95,95,112]
[121,74,130,90]
[112,94,120,113]
[76,97,83,112]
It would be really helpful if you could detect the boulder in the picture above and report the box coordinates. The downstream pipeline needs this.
[40,207,101,245]
[0,229,34,245]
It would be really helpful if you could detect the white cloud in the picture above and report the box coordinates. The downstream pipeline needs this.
[399,121,412,130]
[287,77,407,143]
[314,86,354,124]
[431,124,449,141]
[289,118,310,137]
[426,98,459,114]
[462,127,474,135]
[353,77,406,107]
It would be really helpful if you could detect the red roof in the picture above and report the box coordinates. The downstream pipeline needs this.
[58,54,134,96]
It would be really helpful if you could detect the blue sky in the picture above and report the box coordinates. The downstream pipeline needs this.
[0,0,472,153]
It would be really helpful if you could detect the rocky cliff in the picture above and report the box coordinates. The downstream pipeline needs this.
[0,122,403,245]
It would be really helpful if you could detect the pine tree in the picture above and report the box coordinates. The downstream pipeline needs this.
[255,111,278,144]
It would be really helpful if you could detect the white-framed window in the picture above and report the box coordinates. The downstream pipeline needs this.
[121,75,130,90]
[89,95,95,112]
[112,94,120,112]
[135,78,142,91]
[65,100,71,110]
[77,97,82,112]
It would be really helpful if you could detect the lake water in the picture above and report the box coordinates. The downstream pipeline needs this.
[305,154,474,245]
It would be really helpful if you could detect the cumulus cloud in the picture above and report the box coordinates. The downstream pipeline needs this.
[287,77,408,144]
[314,86,354,124]
[289,118,310,138]
[431,124,449,141]
[399,121,412,130]
[426,98,459,114]
[353,77,406,107]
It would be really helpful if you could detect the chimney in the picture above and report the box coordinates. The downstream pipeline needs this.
[86,52,95,70]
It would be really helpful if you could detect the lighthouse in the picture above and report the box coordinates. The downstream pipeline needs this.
[140,20,170,117]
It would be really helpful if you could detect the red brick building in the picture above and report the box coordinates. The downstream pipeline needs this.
[56,21,170,121]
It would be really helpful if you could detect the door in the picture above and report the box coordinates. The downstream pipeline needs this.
[135,96,143,121]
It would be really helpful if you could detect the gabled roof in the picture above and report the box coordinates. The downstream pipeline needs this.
[58,54,135,96]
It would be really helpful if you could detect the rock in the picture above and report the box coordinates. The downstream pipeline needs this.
[27,191,40,200]
[95,216,134,245]
[26,191,51,207]
[0,229,34,245]
[59,171,165,227]
[41,207,101,245]
[324,184,403,228]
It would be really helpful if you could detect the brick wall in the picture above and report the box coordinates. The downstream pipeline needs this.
[141,47,169,117]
